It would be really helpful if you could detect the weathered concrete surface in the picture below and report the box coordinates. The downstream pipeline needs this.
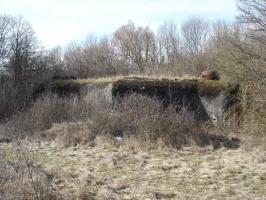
[34,77,239,123]
[112,77,239,123]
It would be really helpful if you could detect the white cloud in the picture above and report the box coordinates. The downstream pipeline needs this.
[0,0,237,48]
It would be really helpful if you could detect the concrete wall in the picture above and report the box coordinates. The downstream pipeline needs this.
[38,77,239,124]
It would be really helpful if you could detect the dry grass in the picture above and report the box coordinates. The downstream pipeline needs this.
[0,142,58,200]
[91,94,196,149]
[2,136,264,200]
[43,121,96,147]
[6,90,108,138]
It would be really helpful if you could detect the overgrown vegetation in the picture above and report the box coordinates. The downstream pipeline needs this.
[91,94,196,149]
[0,0,265,199]
[2,93,240,150]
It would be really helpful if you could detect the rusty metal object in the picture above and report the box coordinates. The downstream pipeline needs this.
[201,70,220,80]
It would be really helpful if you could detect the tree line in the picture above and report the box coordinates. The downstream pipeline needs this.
[0,0,265,119]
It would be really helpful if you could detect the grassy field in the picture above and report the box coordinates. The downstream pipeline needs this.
[2,132,266,200]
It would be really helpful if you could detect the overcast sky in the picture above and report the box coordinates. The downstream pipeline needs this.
[1,0,238,48]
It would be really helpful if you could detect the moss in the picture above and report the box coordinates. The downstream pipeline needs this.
[50,78,114,96]
[197,79,239,97]
[112,78,238,97]
[87,79,114,87]
[39,76,239,98]
[64,79,114,87]
[113,78,199,90]
[112,78,200,102]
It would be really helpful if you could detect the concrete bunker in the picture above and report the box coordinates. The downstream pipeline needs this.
[34,76,239,123]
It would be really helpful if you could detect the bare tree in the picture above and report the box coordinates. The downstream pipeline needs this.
[205,17,266,111]
[157,21,181,65]
[64,42,87,77]
[0,15,42,84]
[113,22,156,73]
[0,15,13,70]
[236,0,266,103]
[207,22,248,79]
[238,0,266,32]
[42,46,65,78]
[181,17,209,55]
[64,35,126,78]
[0,15,49,118]
[237,0,266,54]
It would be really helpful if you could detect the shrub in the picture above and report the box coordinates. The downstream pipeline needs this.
[43,121,96,147]
[91,94,196,148]
[6,86,111,139]
[0,78,33,121]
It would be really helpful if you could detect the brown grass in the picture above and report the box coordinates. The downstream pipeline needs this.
[7,136,263,200]
[7,90,109,138]
[0,142,58,200]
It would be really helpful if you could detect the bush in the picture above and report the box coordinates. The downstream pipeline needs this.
[8,92,101,137]
[0,78,33,121]
[91,94,196,148]
[43,121,96,147]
